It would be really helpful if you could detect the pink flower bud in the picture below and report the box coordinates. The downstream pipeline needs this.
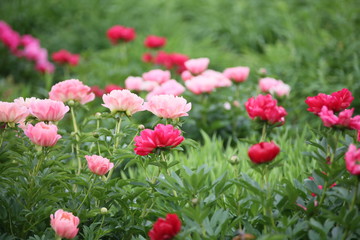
[85,155,114,175]
[184,58,209,75]
[50,209,79,239]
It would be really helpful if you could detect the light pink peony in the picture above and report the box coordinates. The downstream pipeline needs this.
[144,95,191,119]
[14,97,39,108]
[184,58,209,75]
[85,155,114,175]
[185,75,217,94]
[125,76,144,91]
[0,102,29,123]
[29,99,69,122]
[35,60,55,74]
[24,122,61,147]
[223,66,250,83]
[345,144,360,175]
[50,209,79,239]
[259,78,281,92]
[49,79,95,104]
[201,70,232,88]
[269,82,291,97]
[142,69,171,84]
[146,80,185,100]
[141,81,159,92]
[181,70,193,81]
[102,89,144,116]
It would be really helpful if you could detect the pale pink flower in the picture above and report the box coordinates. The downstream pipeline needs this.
[184,58,209,75]
[125,76,143,91]
[142,69,171,84]
[49,79,95,104]
[50,209,79,239]
[223,66,250,83]
[224,102,231,110]
[24,122,61,147]
[185,75,217,94]
[29,99,70,122]
[0,102,29,123]
[181,70,193,81]
[146,80,185,100]
[102,89,144,116]
[144,95,191,119]
[259,78,280,92]
[345,144,360,175]
[35,60,55,74]
[85,155,114,175]
[201,70,232,87]
[13,97,39,108]
[141,81,159,92]
[269,82,291,97]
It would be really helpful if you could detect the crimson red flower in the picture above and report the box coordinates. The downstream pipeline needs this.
[245,94,287,124]
[106,25,136,44]
[248,141,280,164]
[144,35,167,49]
[142,52,153,63]
[105,84,123,94]
[134,124,184,156]
[90,86,105,97]
[148,214,181,240]
[305,88,353,114]
[52,49,80,66]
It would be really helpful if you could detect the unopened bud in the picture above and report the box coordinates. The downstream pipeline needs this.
[67,100,75,106]
[229,155,239,165]
[191,198,198,205]
[93,132,100,138]
[138,124,145,130]
[95,112,102,119]
[100,207,108,214]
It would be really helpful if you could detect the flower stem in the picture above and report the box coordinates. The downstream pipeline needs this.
[77,175,95,212]
[263,165,276,232]
[95,215,105,240]
[113,116,122,154]
[342,177,359,240]
[260,123,267,142]
[70,107,82,175]
[55,235,62,240]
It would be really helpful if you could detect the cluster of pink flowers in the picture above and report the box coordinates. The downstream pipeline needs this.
[345,144,360,175]
[305,89,360,130]
[0,21,54,74]
[107,25,136,44]
[259,77,291,97]
[142,51,189,74]
[245,94,287,124]
[52,49,80,66]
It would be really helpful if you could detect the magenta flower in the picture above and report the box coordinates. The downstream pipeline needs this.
[345,144,360,175]
[49,79,95,104]
[50,209,80,239]
[318,106,360,130]
[107,25,136,44]
[134,124,184,156]
[223,66,250,83]
[24,122,61,147]
[102,89,144,116]
[248,141,280,164]
[144,95,191,119]
[0,102,29,124]
[85,155,114,175]
[142,69,171,84]
[184,58,210,75]
[29,99,69,122]
[144,35,167,49]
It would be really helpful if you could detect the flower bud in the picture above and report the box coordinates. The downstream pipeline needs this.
[248,141,280,164]
[95,112,102,119]
[138,124,145,130]
[100,207,108,214]
[67,100,75,106]
[229,155,239,165]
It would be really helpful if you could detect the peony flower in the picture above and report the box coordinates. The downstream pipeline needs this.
[85,155,114,175]
[0,102,29,123]
[29,99,69,122]
[245,94,287,124]
[146,80,185,100]
[142,69,171,84]
[148,213,182,240]
[184,58,209,75]
[144,95,191,119]
[0,21,21,52]
[223,66,250,83]
[106,25,136,44]
[102,89,144,116]
[134,124,184,156]
[24,122,61,147]
[259,78,280,93]
[104,84,123,94]
[141,81,159,92]
[52,49,80,66]
[201,70,232,88]
[50,209,80,239]
[181,70,193,81]
[144,35,167,49]
[269,82,291,97]
[125,76,144,92]
[248,141,280,164]
[318,106,360,130]
[345,144,360,175]
[49,79,95,104]
[35,60,55,74]
[90,86,105,97]
[14,97,39,108]
[142,52,153,63]
[185,75,217,94]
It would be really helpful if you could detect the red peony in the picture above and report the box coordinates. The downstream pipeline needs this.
[134,124,184,156]
[104,84,123,94]
[248,142,280,164]
[148,214,181,240]
[144,35,167,49]
[106,25,136,44]
[52,49,80,66]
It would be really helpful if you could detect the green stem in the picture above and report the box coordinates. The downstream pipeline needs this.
[260,123,267,142]
[77,175,95,212]
[55,235,62,240]
[263,165,276,232]
[45,73,53,92]
[95,215,105,240]
[113,117,122,154]
[342,177,359,240]
[317,180,328,208]
[32,147,47,176]
[70,107,82,175]
[96,119,101,155]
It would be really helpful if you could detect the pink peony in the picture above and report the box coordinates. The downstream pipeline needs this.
[146,80,185,100]
[134,124,184,156]
[49,79,95,104]
[125,76,144,92]
[0,102,29,123]
[85,155,114,175]
[29,99,69,122]
[201,70,232,88]
[345,144,360,175]
[50,209,79,239]
[142,69,171,84]
[102,89,144,116]
[269,82,291,97]
[144,95,191,119]
[14,97,39,108]
[259,78,281,92]
[245,94,287,124]
[144,35,167,49]
[318,106,360,130]
[185,75,217,94]
[223,66,250,83]
[141,81,159,92]
[184,58,209,75]
[35,60,55,74]
[24,122,61,147]
[181,70,193,81]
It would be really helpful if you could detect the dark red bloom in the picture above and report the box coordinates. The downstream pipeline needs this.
[134,124,184,156]
[148,214,181,240]
[104,84,123,94]
[90,86,105,97]
[154,51,173,69]
[106,25,136,44]
[142,52,153,63]
[52,49,80,66]
[144,35,167,49]
[248,142,280,164]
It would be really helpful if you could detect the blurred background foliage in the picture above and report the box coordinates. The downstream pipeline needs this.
[1,0,360,138]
